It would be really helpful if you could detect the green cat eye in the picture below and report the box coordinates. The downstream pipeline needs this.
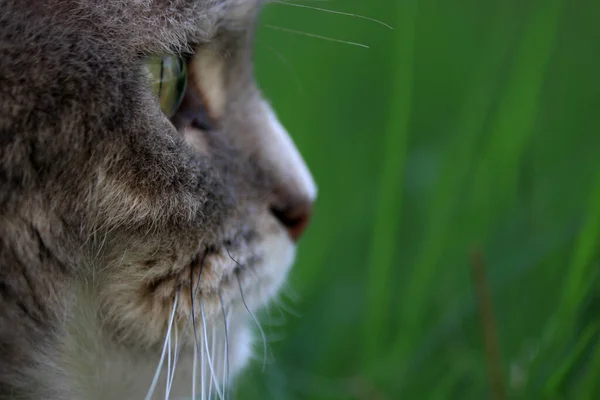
[143,55,187,118]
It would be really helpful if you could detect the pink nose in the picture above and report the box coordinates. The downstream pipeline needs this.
[270,202,313,241]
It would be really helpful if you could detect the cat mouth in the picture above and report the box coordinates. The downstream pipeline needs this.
[144,232,260,307]
[183,246,252,297]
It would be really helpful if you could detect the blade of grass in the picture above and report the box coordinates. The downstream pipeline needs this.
[363,0,418,367]
[557,171,600,325]
[532,171,600,394]
[544,320,600,395]
[389,0,519,368]
[401,221,577,385]
[575,323,600,399]
[468,0,565,231]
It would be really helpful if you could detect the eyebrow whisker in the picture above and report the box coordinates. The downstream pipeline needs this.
[264,24,370,49]
[273,1,394,30]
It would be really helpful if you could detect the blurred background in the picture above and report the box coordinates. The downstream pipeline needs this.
[235,0,600,398]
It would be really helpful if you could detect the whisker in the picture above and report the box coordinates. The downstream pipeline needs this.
[193,250,208,302]
[200,318,206,400]
[273,1,393,30]
[223,247,269,373]
[189,250,208,400]
[226,313,232,400]
[208,324,215,400]
[192,325,198,400]
[263,307,288,327]
[165,323,172,400]
[263,331,287,343]
[235,273,268,372]
[145,291,179,400]
[219,291,230,399]
[189,251,206,399]
[264,24,369,48]
[274,296,302,319]
[212,323,223,400]
[281,282,301,304]
[166,324,180,399]
[255,40,304,95]
[200,300,225,400]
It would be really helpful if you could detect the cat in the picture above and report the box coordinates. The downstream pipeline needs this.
[0,0,317,399]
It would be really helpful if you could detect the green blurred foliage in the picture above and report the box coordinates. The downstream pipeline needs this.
[235,0,600,398]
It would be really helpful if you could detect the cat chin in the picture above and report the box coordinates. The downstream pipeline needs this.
[169,230,296,395]
[177,229,297,391]
[56,303,254,400]
[55,230,295,399]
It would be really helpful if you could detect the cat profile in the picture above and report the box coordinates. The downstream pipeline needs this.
[0,0,316,398]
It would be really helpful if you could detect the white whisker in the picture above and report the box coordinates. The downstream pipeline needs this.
[218,292,230,400]
[264,24,369,48]
[225,313,230,400]
[222,326,227,400]
[236,275,268,372]
[200,321,206,400]
[200,301,225,400]
[145,291,179,400]
[273,1,393,30]
[255,40,304,95]
[208,324,215,400]
[189,252,205,400]
[166,324,179,399]
[192,324,198,400]
[275,297,301,319]
[165,323,172,400]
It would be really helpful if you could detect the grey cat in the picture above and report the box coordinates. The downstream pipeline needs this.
[0,0,316,398]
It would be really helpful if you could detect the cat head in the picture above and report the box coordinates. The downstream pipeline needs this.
[0,0,316,389]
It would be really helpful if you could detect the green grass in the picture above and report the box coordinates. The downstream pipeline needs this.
[234,0,600,398]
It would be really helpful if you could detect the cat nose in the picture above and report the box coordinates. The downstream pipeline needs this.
[257,101,317,241]
[270,201,313,242]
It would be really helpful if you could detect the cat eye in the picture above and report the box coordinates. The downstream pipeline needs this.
[143,55,187,118]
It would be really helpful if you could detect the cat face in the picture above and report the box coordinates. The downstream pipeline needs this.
[0,0,315,396]
[90,0,317,342]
